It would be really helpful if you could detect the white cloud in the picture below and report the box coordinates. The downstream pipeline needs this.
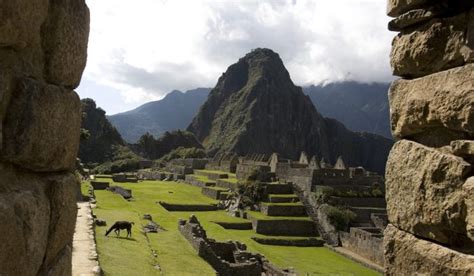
[79,0,394,111]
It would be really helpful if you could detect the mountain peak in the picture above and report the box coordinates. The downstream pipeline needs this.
[188,49,393,173]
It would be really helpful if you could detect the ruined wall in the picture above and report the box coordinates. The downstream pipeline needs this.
[384,1,474,274]
[0,1,89,275]
[340,228,384,266]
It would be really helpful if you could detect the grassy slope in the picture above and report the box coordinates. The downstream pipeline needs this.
[87,180,379,276]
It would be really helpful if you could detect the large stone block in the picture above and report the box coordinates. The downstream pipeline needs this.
[0,164,51,276]
[41,173,78,270]
[389,64,474,141]
[1,77,81,172]
[384,224,474,275]
[386,0,428,17]
[390,11,473,78]
[464,177,474,241]
[451,140,474,158]
[43,245,72,276]
[388,8,437,31]
[386,140,471,245]
[42,0,90,88]
[0,0,49,49]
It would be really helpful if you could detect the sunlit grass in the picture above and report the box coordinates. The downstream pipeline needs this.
[86,180,380,276]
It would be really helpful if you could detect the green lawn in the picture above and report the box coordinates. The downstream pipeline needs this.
[87,180,380,276]
[194,169,237,178]
[192,174,216,184]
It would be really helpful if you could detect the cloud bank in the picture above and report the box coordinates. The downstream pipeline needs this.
[79,0,394,113]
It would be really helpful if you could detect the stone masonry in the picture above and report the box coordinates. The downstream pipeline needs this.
[0,1,90,275]
[385,1,474,274]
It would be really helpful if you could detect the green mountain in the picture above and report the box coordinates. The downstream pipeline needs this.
[187,48,393,174]
[79,98,129,164]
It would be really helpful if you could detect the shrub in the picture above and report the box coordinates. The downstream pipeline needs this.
[245,169,268,182]
[325,205,356,231]
[234,181,265,210]
[314,186,335,203]
[371,187,384,197]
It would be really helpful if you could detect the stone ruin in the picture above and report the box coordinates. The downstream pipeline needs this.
[0,0,90,275]
[112,173,138,183]
[236,153,273,181]
[384,0,474,274]
[138,158,209,181]
[178,215,294,276]
[107,186,133,200]
[205,152,239,173]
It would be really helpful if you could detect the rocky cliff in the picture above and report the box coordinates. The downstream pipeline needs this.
[0,0,90,274]
[384,1,474,274]
[188,48,393,174]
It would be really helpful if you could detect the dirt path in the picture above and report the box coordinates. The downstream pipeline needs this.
[72,202,101,276]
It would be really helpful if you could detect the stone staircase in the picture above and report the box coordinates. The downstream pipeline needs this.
[184,170,238,199]
[183,172,324,247]
[246,183,323,246]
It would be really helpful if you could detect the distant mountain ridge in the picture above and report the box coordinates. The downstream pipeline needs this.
[108,88,211,142]
[303,82,392,138]
[187,48,392,174]
[108,83,391,143]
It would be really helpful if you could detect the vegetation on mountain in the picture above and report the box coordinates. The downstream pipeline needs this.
[131,130,203,160]
[159,147,207,162]
[79,98,139,169]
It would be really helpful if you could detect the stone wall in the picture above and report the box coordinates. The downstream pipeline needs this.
[179,215,293,276]
[384,1,474,274]
[340,227,384,266]
[90,181,110,190]
[250,218,317,236]
[235,163,271,180]
[0,1,89,275]
[169,158,209,169]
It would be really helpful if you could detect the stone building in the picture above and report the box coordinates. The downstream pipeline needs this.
[205,152,239,173]
[384,1,474,274]
[0,0,90,275]
[235,153,273,181]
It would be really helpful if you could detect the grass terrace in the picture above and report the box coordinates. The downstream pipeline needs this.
[194,169,237,178]
[84,179,380,276]
[247,210,311,221]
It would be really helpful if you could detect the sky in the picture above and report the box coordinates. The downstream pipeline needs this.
[77,0,395,115]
